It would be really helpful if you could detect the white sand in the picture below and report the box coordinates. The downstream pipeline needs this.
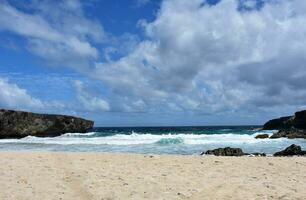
[0,152,305,200]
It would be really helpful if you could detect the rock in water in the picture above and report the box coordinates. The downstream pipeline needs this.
[0,109,94,138]
[203,147,245,156]
[263,110,306,139]
[274,144,306,156]
[255,134,269,139]
[270,128,306,139]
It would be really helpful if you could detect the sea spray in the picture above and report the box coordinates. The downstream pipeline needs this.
[0,126,305,154]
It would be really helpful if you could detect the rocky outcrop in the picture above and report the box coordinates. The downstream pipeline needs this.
[0,109,94,139]
[294,110,306,129]
[262,116,293,130]
[263,110,306,130]
[255,134,269,139]
[274,144,306,156]
[263,110,306,139]
[270,128,306,139]
[201,147,245,156]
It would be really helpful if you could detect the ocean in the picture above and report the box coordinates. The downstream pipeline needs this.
[0,126,305,155]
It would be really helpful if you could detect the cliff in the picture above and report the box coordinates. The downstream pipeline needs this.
[0,109,94,139]
[263,110,306,139]
[263,110,306,130]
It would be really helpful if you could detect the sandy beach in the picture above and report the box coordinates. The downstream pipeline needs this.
[0,152,305,200]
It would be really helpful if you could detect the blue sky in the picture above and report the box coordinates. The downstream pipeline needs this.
[1,0,306,126]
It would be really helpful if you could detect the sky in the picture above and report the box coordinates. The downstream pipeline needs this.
[1,0,306,127]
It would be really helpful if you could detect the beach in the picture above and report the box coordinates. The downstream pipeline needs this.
[0,152,305,200]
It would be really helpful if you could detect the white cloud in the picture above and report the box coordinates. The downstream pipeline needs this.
[2,0,306,120]
[74,80,110,112]
[241,0,257,9]
[0,76,69,113]
[0,77,44,109]
[91,0,306,115]
[0,0,105,70]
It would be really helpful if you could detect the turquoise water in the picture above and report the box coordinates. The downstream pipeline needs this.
[0,126,305,155]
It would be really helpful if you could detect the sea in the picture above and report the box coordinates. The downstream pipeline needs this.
[0,126,305,155]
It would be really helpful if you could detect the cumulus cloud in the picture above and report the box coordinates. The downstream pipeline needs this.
[74,80,110,112]
[91,0,306,115]
[0,76,70,113]
[2,0,306,120]
[0,77,44,109]
[239,0,258,10]
[0,0,105,70]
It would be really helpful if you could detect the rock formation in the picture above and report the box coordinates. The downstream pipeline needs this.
[262,116,293,130]
[255,134,269,139]
[0,109,94,139]
[263,110,306,139]
[263,110,306,130]
[270,128,306,139]
[274,144,306,156]
[201,147,245,156]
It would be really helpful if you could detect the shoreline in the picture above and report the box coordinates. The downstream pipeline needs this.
[1,151,305,199]
[0,150,277,157]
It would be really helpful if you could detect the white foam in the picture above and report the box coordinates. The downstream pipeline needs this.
[61,132,96,137]
[0,130,283,146]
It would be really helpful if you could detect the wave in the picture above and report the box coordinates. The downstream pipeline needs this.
[156,138,184,145]
[0,130,280,146]
[62,132,96,137]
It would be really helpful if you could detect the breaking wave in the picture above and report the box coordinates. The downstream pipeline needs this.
[0,130,277,146]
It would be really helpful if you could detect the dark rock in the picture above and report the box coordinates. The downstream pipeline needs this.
[269,130,287,139]
[263,116,292,130]
[294,110,306,129]
[263,110,306,139]
[0,109,94,138]
[270,128,306,139]
[202,147,245,156]
[274,144,306,156]
[255,134,269,139]
[263,110,306,130]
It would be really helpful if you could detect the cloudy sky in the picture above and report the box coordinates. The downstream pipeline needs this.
[1,0,306,126]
